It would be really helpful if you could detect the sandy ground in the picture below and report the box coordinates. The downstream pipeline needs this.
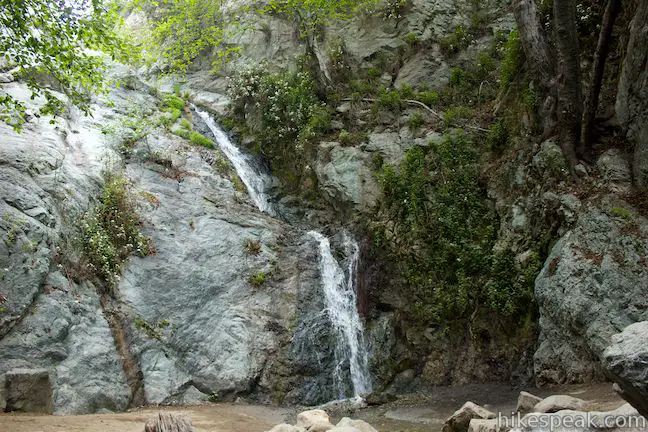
[0,404,290,432]
[0,383,626,432]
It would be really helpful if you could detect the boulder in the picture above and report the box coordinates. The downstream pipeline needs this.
[531,139,568,180]
[517,391,543,414]
[533,395,588,413]
[468,419,499,432]
[308,421,334,432]
[267,424,306,432]
[394,52,449,89]
[533,200,648,385]
[328,427,361,432]
[442,402,496,432]
[597,149,632,184]
[602,321,648,417]
[144,412,195,432]
[337,417,379,432]
[296,410,331,429]
[4,368,53,413]
[364,132,406,165]
[315,142,380,210]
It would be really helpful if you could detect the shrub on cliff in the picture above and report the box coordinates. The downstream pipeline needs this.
[372,132,539,322]
[81,174,154,287]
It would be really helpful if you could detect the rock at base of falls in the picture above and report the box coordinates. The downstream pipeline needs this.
[442,402,496,432]
[603,321,648,418]
[3,368,53,413]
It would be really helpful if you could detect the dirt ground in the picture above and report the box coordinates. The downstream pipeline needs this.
[0,404,289,432]
[0,383,626,432]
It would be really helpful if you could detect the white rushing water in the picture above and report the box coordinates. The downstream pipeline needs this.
[194,109,371,399]
[194,108,275,214]
[308,231,372,398]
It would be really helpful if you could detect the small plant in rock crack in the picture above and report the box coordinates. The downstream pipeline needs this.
[244,238,262,255]
[248,271,266,287]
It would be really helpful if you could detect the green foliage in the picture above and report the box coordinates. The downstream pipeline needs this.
[443,106,473,127]
[488,118,510,152]
[248,271,266,287]
[265,0,379,37]
[416,91,439,106]
[407,111,424,130]
[499,30,522,91]
[189,131,214,148]
[0,0,138,130]
[173,128,191,139]
[439,25,471,56]
[377,89,402,110]
[449,67,473,89]
[173,82,182,96]
[133,0,240,74]
[402,32,419,46]
[338,130,352,145]
[368,0,412,20]
[611,207,632,220]
[366,68,381,79]
[81,173,153,286]
[179,119,192,130]
[160,108,182,127]
[476,51,496,79]
[373,133,538,322]
[485,249,540,316]
[172,117,193,139]
[399,84,414,99]
[162,94,186,111]
[522,86,540,111]
[228,64,330,189]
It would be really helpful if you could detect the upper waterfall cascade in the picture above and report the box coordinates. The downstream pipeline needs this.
[195,107,275,215]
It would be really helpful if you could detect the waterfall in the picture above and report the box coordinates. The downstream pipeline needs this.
[194,109,371,400]
[194,108,275,215]
[308,231,372,398]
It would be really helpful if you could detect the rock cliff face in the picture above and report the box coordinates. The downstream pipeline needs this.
[0,81,131,414]
[0,71,345,412]
[3,0,648,417]
[617,0,648,187]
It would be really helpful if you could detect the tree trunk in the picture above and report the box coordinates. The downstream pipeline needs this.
[554,0,583,171]
[513,0,558,140]
[513,0,555,90]
[580,0,622,160]
[305,32,331,100]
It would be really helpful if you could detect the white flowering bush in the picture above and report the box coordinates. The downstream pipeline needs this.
[362,0,411,20]
[81,174,154,287]
[227,63,330,187]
